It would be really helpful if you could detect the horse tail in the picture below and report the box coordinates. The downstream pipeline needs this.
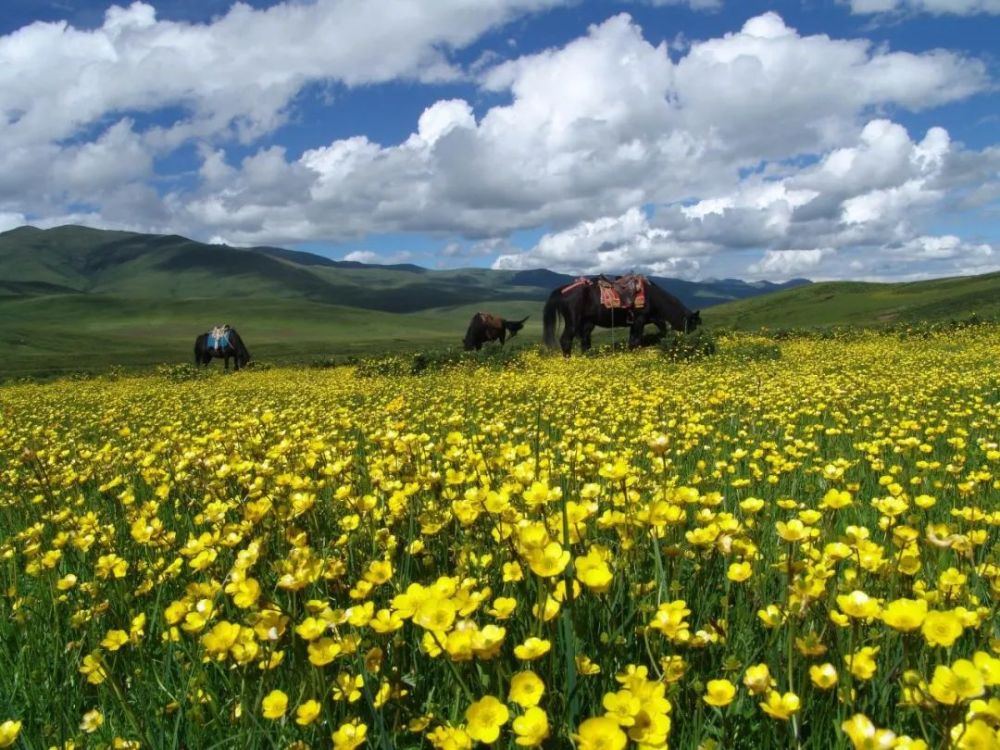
[504,315,529,334]
[542,291,561,349]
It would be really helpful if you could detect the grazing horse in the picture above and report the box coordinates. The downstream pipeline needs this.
[194,325,251,370]
[542,276,701,356]
[463,312,529,351]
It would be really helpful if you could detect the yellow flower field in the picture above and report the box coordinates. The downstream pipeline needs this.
[1,329,999,749]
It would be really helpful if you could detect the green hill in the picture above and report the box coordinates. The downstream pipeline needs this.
[707,273,1000,329]
[3,224,996,378]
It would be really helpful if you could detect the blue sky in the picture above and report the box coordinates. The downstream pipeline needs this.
[0,0,997,280]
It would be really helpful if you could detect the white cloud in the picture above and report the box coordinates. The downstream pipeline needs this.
[0,7,996,282]
[641,0,722,9]
[748,249,834,277]
[493,207,708,275]
[165,13,990,249]
[847,0,1000,14]
[0,212,27,232]
[343,249,414,265]
[493,116,999,280]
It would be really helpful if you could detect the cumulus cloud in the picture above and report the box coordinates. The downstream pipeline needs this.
[170,13,990,248]
[493,208,707,276]
[495,118,999,280]
[0,5,997,281]
[640,0,723,9]
[343,249,414,265]
[846,0,1000,14]
[748,249,835,277]
[0,0,568,205]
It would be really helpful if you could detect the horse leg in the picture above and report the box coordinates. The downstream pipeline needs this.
[559,324,574,357]
[580,320,596,352]
[628,319,645,348]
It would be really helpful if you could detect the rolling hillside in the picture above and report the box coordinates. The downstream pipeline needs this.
[0,225,808,311]
[2,224,996,377]
[708,272,1000,329]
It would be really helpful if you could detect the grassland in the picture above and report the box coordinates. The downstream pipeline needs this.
[707,272,1000,330]
[2,225,998,379]
[1,329,998,749]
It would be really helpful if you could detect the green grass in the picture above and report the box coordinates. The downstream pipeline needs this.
[3,225,999,378]
[0,295,550,379]
[707,272,1000,329]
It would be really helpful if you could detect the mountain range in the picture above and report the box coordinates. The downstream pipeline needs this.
[2,224,997,378]
[0,225,809,312]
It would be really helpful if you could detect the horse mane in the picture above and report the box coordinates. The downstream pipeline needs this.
[644,279,692,325]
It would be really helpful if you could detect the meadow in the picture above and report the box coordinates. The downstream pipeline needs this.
[1,328,998,749]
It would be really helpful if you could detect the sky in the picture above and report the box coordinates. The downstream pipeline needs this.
[0,0,998,281]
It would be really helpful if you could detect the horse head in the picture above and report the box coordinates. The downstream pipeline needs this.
[505,316,529,338]
[685,310,702,333]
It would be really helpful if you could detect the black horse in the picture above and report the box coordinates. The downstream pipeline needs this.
[194,325,251,370]
[463,312,529,351]
[542,276,701,355]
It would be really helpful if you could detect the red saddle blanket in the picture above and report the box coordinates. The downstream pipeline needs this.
[598,276,646,309]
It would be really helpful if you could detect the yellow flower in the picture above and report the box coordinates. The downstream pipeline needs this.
[514,637,551,660]
[307,637,342,666]
[974,651,1000,686]
[929,660,985,705]
[512,706,550,747]
[757,605,785,629]
[727,561,752,582]
[703,679,737,707]
[820,488,853,509]
[509,671,545,708]
[488,597,518,619]
[80,708,104,733]
[573,716,627,750]
[527,542,570,578]
[331,719,368,750]
[576,654,602,675]
[951,720,998,750]
[575,548,614,592]
[809,663,839,690]
[922,610,964,647]
[465,695,509,744]
[881,598,928,632]
[845,647,880,681]
[837,590,881,619]
[414,596,457,632]
[743,663,774,695]
[79,652,107,685]
[261,689,288,719]
[841,714,896,750]
[0,720,22,749]
[332,673,364,703]
[295,699,321,726]
[295,616,328,641]
[201,621,241,658]
[775,519,809,543]
[760,691,800,721]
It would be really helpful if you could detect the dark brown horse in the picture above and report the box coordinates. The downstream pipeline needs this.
[463,312,529,351]
[194,325,251,370]
[542,276,700,355]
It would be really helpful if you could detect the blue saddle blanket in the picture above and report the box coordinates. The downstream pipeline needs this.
[207,330,231,350]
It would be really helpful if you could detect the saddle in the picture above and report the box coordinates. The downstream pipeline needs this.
[476,312,504,331]
[207,325,231,351]
[597,275,646,310]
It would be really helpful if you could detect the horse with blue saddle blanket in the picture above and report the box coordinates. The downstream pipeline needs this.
[194,325,251,370]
